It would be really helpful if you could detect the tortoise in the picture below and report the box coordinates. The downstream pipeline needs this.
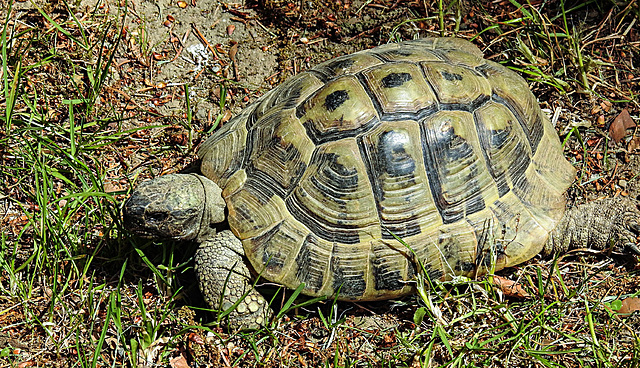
[124,37,640,329]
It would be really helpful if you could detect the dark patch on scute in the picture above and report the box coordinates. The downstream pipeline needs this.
[302,116,381,145]
[424,267,444,282]
[357,131,423,239]
[320,58,356,77]
[440,94,490,114]
[490,199,514,223]
[420,119,486,224]
[285,196,362,245]
[464,166,486,215]
[454,261,476,272]
[489,126,512,149]
[438,231,477,274]
[474,111,515,199]
[507,148,531,190]
[295,104,307,119]
[377,130,416,177]
[244,166,284,199]
[372,259,405,291]
[475,241,506,269]
[245,130,308,199]
[380,217,422,239]
[294,235,325,293]
[241,176,277,206]
[441,70,463,81]
[492,94,544,154]
[375,49,415,60]
[379,105,439,123]
[331,264,367,299]
[381,72,412,88]
[252,222,286,272]
[475,63,489,77]
[495,179,510,198]
[313,152,359,198]
[324,90,349,112]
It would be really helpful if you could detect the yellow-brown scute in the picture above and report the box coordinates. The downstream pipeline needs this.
[197,38,575,301]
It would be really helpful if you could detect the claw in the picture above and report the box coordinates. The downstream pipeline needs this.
[625,243,640,256]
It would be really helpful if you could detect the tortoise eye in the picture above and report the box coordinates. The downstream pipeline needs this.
[147,212,168,223]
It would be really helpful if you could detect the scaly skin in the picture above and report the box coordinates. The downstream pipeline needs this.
[544,197,640,256]
[194,230,272,330]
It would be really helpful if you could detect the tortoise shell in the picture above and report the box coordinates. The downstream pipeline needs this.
[198,38,575,301]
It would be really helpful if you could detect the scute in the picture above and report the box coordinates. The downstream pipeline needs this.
[197,38,575,301]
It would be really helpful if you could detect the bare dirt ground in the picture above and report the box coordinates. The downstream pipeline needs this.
[2,0,640,367]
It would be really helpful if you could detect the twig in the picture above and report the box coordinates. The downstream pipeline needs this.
[191,23,220,60]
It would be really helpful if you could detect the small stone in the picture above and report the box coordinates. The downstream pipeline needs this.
[619,179,628,188]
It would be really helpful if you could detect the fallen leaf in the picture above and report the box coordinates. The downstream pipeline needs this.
[229,42,238,61]
[170,355,190,368]
[617,297,640,316]
[492,275,532,298]
[609,108,636,143]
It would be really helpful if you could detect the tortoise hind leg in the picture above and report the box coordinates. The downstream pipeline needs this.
[195,230,273,330]
[544,197,640,256]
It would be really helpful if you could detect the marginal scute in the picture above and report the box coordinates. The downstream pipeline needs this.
[433,221,480,277]
[313,52,384,79]
[330,242,369,299]
[199,114,248,188]
[371,41,444,63]
[244,216,309,284]
[293,234,330,294]
[251,72,325,121]
[404,37,484,58]
[370,240,413,293]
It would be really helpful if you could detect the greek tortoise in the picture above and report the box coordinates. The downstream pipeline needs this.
[124,37,640,330]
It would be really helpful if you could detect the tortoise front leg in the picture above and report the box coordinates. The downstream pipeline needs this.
[194,230,273,330]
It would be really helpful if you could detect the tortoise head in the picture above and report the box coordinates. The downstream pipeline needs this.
[123,174,226,242]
